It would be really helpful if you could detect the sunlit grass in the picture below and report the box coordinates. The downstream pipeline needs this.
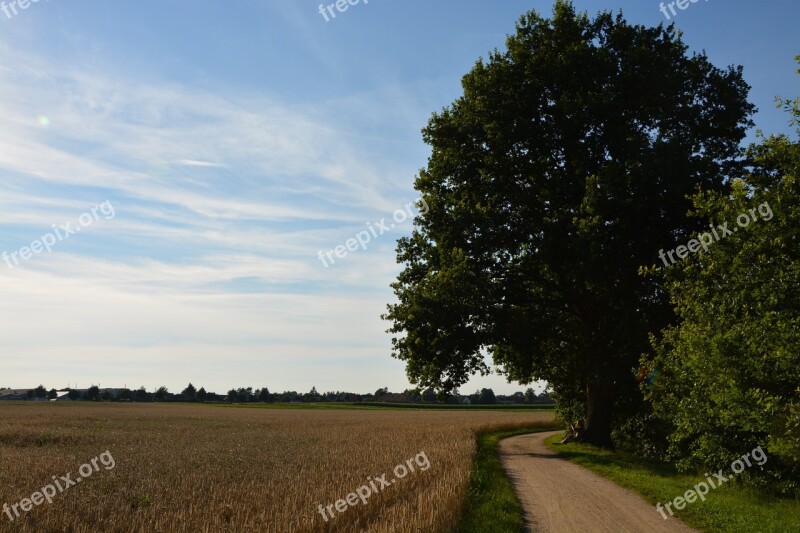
[545,433,800,532]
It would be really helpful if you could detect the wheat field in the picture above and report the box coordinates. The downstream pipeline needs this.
[0,403,553,532]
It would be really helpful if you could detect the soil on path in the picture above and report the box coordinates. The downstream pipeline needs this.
[498,431,698,533]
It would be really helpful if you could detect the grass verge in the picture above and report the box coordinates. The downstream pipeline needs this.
[544,433,800,532]
[457,424,560,533]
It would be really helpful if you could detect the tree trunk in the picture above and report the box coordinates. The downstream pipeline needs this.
[580,382,615,448]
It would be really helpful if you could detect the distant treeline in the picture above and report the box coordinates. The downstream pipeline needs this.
[2,384,553,406]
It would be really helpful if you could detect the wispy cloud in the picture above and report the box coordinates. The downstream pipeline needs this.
[0,41,429,391]
[175,159,225,168]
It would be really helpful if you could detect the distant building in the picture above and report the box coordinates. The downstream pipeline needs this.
[380,392,414,403]
[51,391,72,401]
[0,389,31,400]
[69,388,122,399]
[0,388,125,401]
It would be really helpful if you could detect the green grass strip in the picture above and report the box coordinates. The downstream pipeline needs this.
[457,423,560,533]
[544,433,800,532]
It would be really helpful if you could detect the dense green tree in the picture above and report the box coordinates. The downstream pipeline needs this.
[117,388,133,401]
[510,391,526,404]
[197,387,207,402]
[421,388,437,403]
[524,388,537,404]
[478,388,496,405]
[182,383,197,402]
[305,387,320,402]
[237,387,253,402]
[47,388,58,400]
[154,386,168,402]
[134,387,149,402]
[446,394,462,404]
[67,389,81,401]
[404,388,422,403]
[374,387,389,400]
[34,385,47,399]
[227,389,238,403]
[646,83,800,492]
[257,387,270,403]
[87,385,100,401]
[383,1,754,445]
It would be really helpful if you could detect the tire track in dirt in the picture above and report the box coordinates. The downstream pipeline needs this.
[499,431,697,532]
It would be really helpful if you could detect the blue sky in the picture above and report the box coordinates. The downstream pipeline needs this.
[0,0,797,395]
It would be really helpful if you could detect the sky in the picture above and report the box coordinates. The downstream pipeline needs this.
[0,0,797,395]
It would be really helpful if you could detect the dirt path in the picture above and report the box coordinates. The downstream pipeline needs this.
[498,431,697,533]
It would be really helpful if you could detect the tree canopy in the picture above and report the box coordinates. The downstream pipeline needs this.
[646,82,800,492]
[384,0,754,445]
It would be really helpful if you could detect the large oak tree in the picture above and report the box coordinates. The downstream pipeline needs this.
[384,1,754,446]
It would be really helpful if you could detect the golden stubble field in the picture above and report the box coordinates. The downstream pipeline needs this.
[0,403,554,532]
